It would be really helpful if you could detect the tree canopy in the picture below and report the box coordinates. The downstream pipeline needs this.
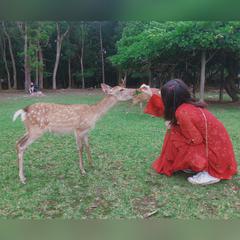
[0,21,240,101]
[111,21,240,100]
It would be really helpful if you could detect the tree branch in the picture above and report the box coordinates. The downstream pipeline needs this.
[16,21,25,35]
[206,50,218,64]
[62,25,70,38]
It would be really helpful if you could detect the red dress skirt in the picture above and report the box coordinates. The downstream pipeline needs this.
[144,94,237,179]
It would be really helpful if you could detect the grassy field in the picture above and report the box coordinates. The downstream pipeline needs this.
[0,90,239,219]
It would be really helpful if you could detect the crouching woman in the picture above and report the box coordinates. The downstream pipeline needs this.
[140,79,237,185]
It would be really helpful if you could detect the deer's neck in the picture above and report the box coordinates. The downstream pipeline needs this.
[92,95,118,120]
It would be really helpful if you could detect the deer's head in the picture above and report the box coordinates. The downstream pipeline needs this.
[101,83,135,101]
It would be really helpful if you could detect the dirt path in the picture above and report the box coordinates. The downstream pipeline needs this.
[1,89,239,107]
[0,89,103,101]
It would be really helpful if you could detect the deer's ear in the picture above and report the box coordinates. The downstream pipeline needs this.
[119,78,127,88]
[101,83,112,94]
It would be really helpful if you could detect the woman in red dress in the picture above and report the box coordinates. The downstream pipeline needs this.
[140,79,237,185]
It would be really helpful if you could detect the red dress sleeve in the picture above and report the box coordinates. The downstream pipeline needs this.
[144,94,164,117]
[176,108,203,145]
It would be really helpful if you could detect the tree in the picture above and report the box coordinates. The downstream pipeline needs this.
[28,22,54,89]
[0,32,11,89]
[0,21,125,91]
[52,21,69,89]
[17,21,31,92]
[62,35,74,88]
[79,22,85,89]
[2,21,17,89]
[111,21,240,101]
[99,22,105,83]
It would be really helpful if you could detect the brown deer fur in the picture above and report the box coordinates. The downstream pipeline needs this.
[132,88,161,110]
[13,84,135,184]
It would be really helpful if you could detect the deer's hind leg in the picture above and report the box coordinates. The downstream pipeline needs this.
[16,133,28,167]
[75,130,86,175]
[16,131,42,184]
[83,134,93,167]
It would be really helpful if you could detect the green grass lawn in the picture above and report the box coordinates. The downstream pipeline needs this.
[0,91,240,219]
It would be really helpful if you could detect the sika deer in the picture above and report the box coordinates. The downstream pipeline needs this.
[132,87,161,110]
[132,92,151,110]
[13,84,135,184]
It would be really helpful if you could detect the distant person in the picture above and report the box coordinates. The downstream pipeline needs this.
[29,82,39,94]
[140,79,237,185]
[29,82,35,94]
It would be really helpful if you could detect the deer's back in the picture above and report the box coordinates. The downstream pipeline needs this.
[24,103,94,134]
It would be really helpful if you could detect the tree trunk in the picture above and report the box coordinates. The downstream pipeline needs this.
[68,57,71,88]
[27,59,31,91]
[2,22,17,89]
[99,22,105,84]
[227,77,240,94]
[16,22,30,91]
[148,67,152,87]
[117,69,122,85]
[53,41,61,89]
[38,43,44,89]
[53,30,61,89]
[159,73,163,88]
[35,48,39,86]
[24,24,31,92]
[123,71,127,87]
[224,79,239,102]
[1,36,11,89]
[53,23,69,89]
[200,51,206,102]
[2,21,17,89]
[80,22,85,89]
[224,56,239,101]
[80,54,85,89]
[225,76,238,101]
[192,71,196,98]
[219,67,224,102]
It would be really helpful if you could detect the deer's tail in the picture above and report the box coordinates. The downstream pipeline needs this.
[13,109,26,122]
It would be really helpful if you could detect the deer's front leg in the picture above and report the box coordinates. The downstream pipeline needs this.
[16,132,40,184]
[16,137,27,184]
[75,130,86,175]
[83,134,93,167]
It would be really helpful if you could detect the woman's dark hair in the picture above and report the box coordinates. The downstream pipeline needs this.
[161,79,206,125]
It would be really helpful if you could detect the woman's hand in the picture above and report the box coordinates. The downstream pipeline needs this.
[139,84,153,97]
[165,121,171,130]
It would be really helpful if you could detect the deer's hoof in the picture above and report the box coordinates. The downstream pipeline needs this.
[20,177,26,184]
[81,170,86,176]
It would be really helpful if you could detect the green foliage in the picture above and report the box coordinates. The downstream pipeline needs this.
[0,21,124,89]
[14,21,56,72]
[1,21,240,90]
[28,22,55,69]
[110,21,240,69]
[73,68,96,85]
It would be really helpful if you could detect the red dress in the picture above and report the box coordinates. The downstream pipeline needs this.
[144,94,237,179]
